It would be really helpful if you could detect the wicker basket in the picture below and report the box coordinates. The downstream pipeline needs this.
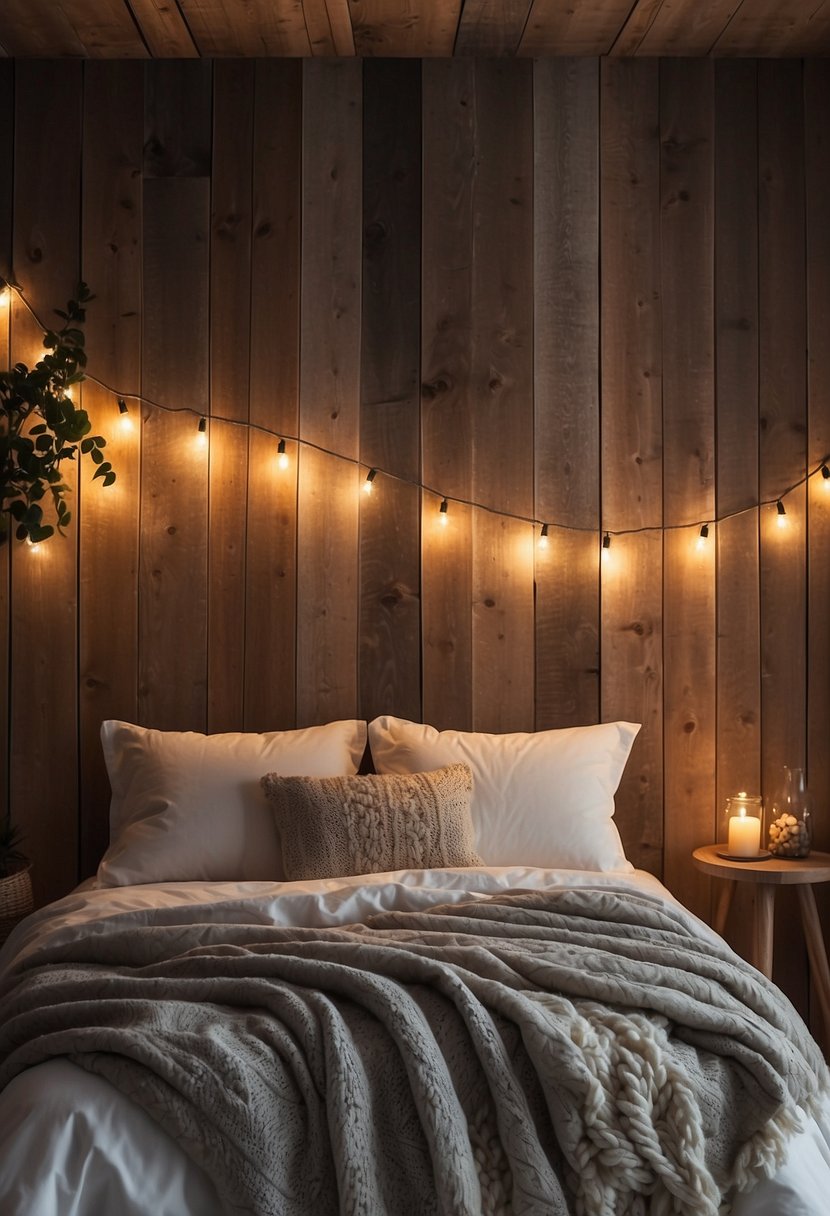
[0,864,33,944]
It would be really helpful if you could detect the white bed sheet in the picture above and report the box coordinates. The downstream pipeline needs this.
[0,865,828,1216]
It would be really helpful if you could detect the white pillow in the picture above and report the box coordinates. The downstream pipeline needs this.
[367,716,639,872]
[96,719,368,886]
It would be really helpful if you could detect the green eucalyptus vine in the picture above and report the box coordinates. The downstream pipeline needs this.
[0,278,114,546]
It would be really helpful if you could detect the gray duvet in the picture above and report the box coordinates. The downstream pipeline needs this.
[0,885,825,1216]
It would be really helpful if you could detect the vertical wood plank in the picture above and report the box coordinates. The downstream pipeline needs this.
[0,59,12,834]
[359,59,422,724]
[79,60,143,876]
[758,60,808,1012]
[471,60,534,733]
[244,60,301,732]
[711,60,762,963]
[599,59,663,875]
[11,61,82,907]
[297,60,362,726]
[421,59,475,730]
[533,58,600,731]
[660,59,716,918]
[714,61,761,816]
[140,60,211,731]
[208,61,254,734]
[758,60,807,787]
[805,60,830,1047]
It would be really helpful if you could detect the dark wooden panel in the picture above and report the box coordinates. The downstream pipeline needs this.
[758,61,808,1012]
[473,515,534,733]
[79,60,143,877]
[805,60,830,1045]
[421,59,474,729]
[244,431,297,732]
[10,61,83,907]
[758,60,807,783]
[296,450,359,726]
[211,59,253,426]
[139,177,210,731]
[600,533,663,874]
[250,60,301,439]
[534,58,600,730]
[143,58,212,179]
[599,59,663,876]
[421,496,473,731]
[297,60,361,726]
[714,61,761,857]
[244,60,301,733]
[300,59,362,459]
[207,423,248,732]
[206,61,254,735]
[141,176,210,415]
[660,59,716,918]
[806,62,830,838]
[359,59,421,724]
[0,1,86,55]
[470,59,534,731]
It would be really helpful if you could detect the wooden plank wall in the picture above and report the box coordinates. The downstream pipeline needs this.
[1,57,828,1029]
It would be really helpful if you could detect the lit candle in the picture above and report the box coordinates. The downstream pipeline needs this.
[728,808,761,857]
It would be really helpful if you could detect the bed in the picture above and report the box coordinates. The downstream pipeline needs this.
[0,715,828,1216]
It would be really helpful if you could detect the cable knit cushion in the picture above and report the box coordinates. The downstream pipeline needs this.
[261,765,482,880]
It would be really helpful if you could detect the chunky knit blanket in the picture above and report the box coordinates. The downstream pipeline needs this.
[0,886,826,1216]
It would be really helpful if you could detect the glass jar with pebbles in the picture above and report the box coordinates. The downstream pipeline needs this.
[767,767,812,858]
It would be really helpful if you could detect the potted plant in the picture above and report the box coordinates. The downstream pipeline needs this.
[0,277,114,546]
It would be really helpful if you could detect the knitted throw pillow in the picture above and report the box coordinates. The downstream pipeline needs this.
[260,764,482,880]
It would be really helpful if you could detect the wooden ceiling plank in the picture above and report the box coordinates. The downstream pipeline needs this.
[325,0,356,54]
[128,0,200,56]
[56,0,150,56]
[179,0,311,55]
[350,0,461,56]
[0,0,87,56]
[455,0,534,56]
[519,0,634,55]
[609,0,667,55]
[301,0,354,54]
[635,0,742,55]
[714,0,830,55]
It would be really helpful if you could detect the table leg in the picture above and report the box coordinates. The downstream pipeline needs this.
[797,885,830,1041]
[713,879,737,937]
[754,885,775,978]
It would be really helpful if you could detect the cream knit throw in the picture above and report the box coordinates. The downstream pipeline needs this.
[0,886,826,1216]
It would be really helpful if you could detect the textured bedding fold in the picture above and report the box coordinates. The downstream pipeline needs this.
[0,885,826,1216]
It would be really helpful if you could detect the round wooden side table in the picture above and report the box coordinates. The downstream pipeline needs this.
[692,844,830,1038]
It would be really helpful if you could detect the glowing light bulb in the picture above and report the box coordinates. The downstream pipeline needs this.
[117,398,133,431]
[0,285,9,308]
[821,463,830,489]
[27,537,41,552]
[538,523,549,551]
[439,499,449,527]
[196,416,208,447]
[776,500,787,528]
[601,533,611,562]
[64,385,73,400]
[696,524,710,551]
[277,439,289,470]
[363,468,377,495]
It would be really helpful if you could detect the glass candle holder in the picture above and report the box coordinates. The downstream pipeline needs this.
[723,792,765,857]
[767,767,812,858]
